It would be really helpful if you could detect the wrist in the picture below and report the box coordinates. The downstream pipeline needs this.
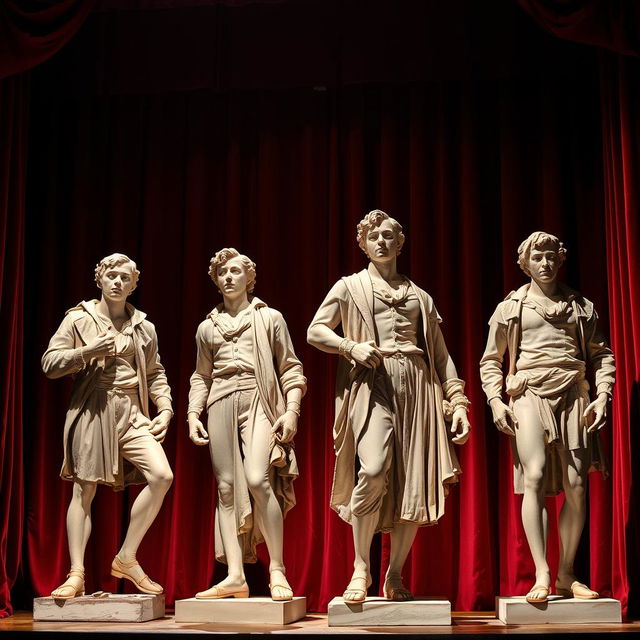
[489,397,503,409]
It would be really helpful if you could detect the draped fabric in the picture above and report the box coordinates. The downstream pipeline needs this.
[2,0,638,616]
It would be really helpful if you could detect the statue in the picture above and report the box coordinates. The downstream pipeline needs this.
[187,248,306,601]
[307,210,471,603]
[480,232,615,603]
[42,253,174,599]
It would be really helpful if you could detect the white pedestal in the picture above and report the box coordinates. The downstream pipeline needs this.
[33,594,165,622]
[174,596,307,625]
[497,596,622,624]
[327,597,451,626]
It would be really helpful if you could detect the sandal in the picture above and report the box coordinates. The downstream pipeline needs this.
[556,580,599,600]
[525,584,550,603]
[51,570,85,600]
[343,575,372,604]
[195,582,249,599]
[383,578,414,601]
[111,555,163,595]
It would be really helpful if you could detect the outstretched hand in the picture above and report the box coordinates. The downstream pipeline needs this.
[272,411,298,443]
[451,407,471,444]
[584,393,609,433]
[489,398,517,436]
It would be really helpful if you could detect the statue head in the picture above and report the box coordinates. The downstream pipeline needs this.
[94,253,139,300]
[517,231,566,283]
[208,248,257,297]
[356,209,405,261]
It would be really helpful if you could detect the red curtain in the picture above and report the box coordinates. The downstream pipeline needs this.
[19,0,622,613]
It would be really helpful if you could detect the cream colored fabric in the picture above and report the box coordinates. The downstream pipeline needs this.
[94,314,139,390]
[208,387,297,564]
[308,270,461,529]
[42,300,172,489]
[371,280,424,356]
[480,283,615,495]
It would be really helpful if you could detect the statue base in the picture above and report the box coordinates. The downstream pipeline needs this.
[33,594,165,622]
[174,596,307,625]
[497,596,622,624]
[327,597,451,626]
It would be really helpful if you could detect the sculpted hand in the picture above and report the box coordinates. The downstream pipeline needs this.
[188,415,209,446]
[272,411,298,443]
[149,410,171,443]
[350,340,383,369]
[489,398,517,436]
[584,392,609,433]
[451,407,471,444]
[84,330,115,359]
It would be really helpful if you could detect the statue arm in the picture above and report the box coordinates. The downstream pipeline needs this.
[187,322,214,418]
[479,311,508,404]
[584,311,615,397]
[306,281,347,354]
[41,314,86,379]
[143,322,173,414]
[272,310,307,398]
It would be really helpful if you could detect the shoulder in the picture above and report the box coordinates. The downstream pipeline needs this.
[196,318,214,338]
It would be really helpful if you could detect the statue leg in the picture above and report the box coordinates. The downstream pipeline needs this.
[345,398,393,602]
[556,446,597,598]
[384,522,419,600]
[512,395,551,601]
[241,399,291,600]
[113,430,173,593]
[51,480,97,598]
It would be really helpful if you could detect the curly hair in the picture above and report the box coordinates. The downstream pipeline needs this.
[356,209,405,256]
[94,253,140,291]
[517,231,567,276]
[208,248,257,293]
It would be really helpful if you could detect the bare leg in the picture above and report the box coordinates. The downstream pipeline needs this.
[556,447,597,597]
[242,401,291,600]
[513,395,551,600]
[345,398,394,602]
[52,481,97,598]
[384,522,419,600]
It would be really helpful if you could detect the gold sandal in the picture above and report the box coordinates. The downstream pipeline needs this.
[195,582,249,599]
[556,580,598,599]
[51,570,85,600]
[111,555,163,595]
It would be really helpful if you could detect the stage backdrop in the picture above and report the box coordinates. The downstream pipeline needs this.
[2,0,638,615]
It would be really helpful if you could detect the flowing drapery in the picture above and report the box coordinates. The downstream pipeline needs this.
[1,0,637,615]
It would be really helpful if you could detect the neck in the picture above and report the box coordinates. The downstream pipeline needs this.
[529,278,559,298]
[368,259,398,283]
[222,293,250,316]
[96,296,128,320]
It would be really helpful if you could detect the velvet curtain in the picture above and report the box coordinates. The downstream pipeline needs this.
[2,0,637,616]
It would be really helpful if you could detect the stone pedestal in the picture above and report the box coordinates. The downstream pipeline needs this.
[33,594,165,622]
[497,596,622,624]
[327,597,451,626]
[174,596,307,625]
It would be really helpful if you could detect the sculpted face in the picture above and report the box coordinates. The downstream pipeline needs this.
[217,256,249,299]
[365,219,400,262]
[527,242,561,285]
[99,263,136,302]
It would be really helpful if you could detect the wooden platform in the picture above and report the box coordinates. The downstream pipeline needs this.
[2,610,639,638]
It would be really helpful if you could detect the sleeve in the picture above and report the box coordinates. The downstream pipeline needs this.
[144,323,173,413]
[187,321,214,416]
[307,280,346,334]
[479,306,509,403]
[584,310,616,396]
[41,314,86,379]
[272,311,307,397]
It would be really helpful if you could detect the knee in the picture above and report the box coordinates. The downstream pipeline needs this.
[246,472,271,502]
[72,482,97,506]
[523,465,545,493]
[149,467,173,492]
[217,480,234,507]
[564,481,585,506]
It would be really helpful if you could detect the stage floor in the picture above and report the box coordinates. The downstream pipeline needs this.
[2,611,640,638]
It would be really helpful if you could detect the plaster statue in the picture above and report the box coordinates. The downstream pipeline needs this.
[307,210,471,604]
[480,232,615,603]
[188,248,306,602]
[42,253,174,599]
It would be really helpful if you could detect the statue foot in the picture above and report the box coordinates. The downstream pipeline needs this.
[51,570,85,599]
[111,555,163,595]
[555,579,599,600]
[269,570,293,601]
[343,574,372,604]
[383,576,414,601]
[195,580,249,599]
[525,584,550,603]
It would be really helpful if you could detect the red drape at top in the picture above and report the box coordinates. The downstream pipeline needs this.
[0,0,94,80]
